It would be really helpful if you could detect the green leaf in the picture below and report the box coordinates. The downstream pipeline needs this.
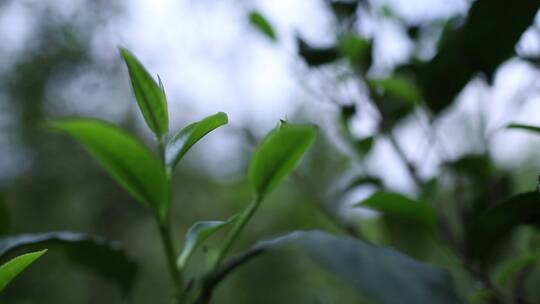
[248,10,276,41]
[367,76,421,105]
[297,36,341,66]
[0,232,137,294]
[165,112,228,170]
[0,196,9,235]
[339,34,371,68]
[177,216,237,269]
[355,191,436,227]
[507,123,540,134]
[0,250,46,292]
[120,47,168,137]
[329,0,359,22]
[353,136,374,155]
[416,0,538,114]
[494,251,540,286]
[212,231,461,304]
[53,119,169,220]
[249,123,317,199]
[467,191,540,258]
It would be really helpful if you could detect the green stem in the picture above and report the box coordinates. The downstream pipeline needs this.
[212,197,262,271]
[156,135,185,302]
[157,219,184,299]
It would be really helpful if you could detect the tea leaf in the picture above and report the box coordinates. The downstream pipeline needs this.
[249,123,317,199]
[166,112,228,170]
[0,232,137,294]
[53,119,169,221]
[120,48,168,137]
[0,250,46,292]
[249,11,276,41]
[210,231,460,304]
[177,216,237,269]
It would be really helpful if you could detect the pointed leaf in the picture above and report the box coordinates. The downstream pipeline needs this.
[53,119,169,220]
[249,123,317,199]
[0,232,137,294]
[209,231,461,304]
[177,216,237,269]
[355,191,436,227]
[248,11,276,41]
[120,48,168,137]
[507,123,540,134]
[466,191,540,258]
[166,112,228,170]
[0,250,46,292]
[297,37,341,66]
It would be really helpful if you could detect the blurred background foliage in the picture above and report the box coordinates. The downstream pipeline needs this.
[1,0,540,303]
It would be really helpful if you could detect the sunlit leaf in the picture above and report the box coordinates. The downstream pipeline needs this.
[120,48,168,137]
[177,216,237,269]
[0,232,137,294]
[210,231,460,304]
[248,11,276,41]
[0,249,46,292]
[249,123,317,199]
[53,119,169,220]
[166,112,228,170]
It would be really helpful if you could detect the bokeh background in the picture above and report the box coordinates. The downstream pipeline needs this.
[1,0,540,303]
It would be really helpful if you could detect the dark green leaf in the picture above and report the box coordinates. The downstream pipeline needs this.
[417,0,538,114]
[120,48,168,137]
[353,136,374,155]
[0,250,46,292]
[494,251,540,286]
[367,76,421,105]
[355,191,436,227]
[177,216,237,269]
[0,232,137,294]
[248,11,276,41]
[343,175,384,193]
[507,123,540,134]
[166,112,228,170]
[53,119,169,220]
[214,231,461,304]
[249,123,317,199]
[329,0,359,21]
[297,37,341,66]
[467,191,540,258]
[0,196,9,235]
[339,34,371,68]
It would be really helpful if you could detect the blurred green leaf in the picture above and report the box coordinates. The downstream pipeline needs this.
[343,175,384,193]
[177,216,237,269]
[355,191,436,227]
[297,37,341,66]
[467,191,540,258]
[0,196,9,235]
[215,231,460,304]
[367,76,421,105]
[353,136,374,155]
[0,232,137,294]
[53,119,169,221]
[0,249,46,293]
[120,48,168,137]
[166,112,228,170]
[494,251,540,286]
[339,34,371,68]
[249,123,317,199]
[248,11,277,41]
[417,0,538,114]
[507,123,540,134]
[328,0,359,21]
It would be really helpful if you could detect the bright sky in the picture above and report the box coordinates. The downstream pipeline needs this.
[1,0,539,194]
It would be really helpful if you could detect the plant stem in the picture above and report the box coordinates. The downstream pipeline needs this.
[157,219,184,301]
[156,135,185,302]
[212,197,261,271]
